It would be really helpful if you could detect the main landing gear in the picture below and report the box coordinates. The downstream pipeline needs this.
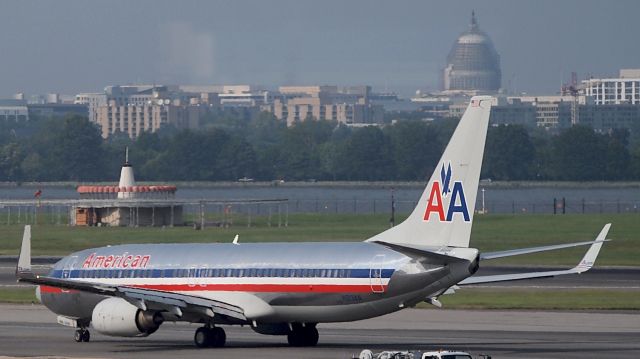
[194,326,226,348]
[287,323,318,347]
[74,328,90,342]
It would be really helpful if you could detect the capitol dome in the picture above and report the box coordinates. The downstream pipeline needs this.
[443,11,501,92]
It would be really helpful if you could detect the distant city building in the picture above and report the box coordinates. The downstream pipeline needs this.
[264,85,384,126]
[443,11,501,93]
[75,92,107,122]
[77,85,209,138]
[0,99,88,121]
[180,85,271,107]
[28,103,89,119]
[0,99,29,121]
[96,100,202,138]
[582,69,640,105]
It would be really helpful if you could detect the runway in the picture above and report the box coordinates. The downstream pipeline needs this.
[0,304,638,359]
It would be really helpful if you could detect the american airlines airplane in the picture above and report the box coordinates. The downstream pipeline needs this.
[16,96,610,348]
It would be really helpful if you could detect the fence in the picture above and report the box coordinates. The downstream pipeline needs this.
[0,197,637,227]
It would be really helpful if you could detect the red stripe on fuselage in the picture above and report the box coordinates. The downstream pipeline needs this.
[132,283,385,293]
[39,285,77,294]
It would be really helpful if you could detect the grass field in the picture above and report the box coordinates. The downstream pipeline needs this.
[0,288,39,304]
[0,213,637,266]
[430,288,640,310]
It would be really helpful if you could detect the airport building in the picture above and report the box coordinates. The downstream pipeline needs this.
[73,152,183,227]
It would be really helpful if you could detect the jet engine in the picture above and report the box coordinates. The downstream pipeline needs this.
[91,297,164,337]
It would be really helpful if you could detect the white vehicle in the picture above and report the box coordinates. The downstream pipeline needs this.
[357,349,487,359]
[421,350,480,359]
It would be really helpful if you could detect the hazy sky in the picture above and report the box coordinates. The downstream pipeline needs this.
[1,0,638,98]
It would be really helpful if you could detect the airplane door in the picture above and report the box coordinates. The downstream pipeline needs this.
[187,266,197,287]
[198,265,208,288]
[369,254,385,293]
[62,256,78,279]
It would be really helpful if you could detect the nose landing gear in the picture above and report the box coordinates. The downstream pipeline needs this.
[74,328,90,342]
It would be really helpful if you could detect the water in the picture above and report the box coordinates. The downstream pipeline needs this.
[1,184,638,215]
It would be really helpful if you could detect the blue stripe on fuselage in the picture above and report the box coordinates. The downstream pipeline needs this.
[50,268,395,280]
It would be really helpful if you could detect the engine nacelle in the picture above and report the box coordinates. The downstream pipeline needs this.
[91,297,163,337]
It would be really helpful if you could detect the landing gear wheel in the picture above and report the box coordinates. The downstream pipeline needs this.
[74,329,90,343]
[287,325,319,347]
[194,326,226,348]
[194,327,210,348]
[211,327,226,347]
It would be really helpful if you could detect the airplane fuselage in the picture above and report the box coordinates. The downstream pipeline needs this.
[39,242,478,326]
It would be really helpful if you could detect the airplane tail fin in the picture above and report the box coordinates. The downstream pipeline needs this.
[367,96,494,248]
[16,225,32,276]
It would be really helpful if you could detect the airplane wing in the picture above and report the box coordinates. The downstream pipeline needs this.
[459,224,610,285]
[15,225,246,322]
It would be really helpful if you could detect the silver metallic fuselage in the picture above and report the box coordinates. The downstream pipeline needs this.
[39,242,477,325]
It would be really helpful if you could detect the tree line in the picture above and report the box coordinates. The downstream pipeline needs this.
[1,110,640,182]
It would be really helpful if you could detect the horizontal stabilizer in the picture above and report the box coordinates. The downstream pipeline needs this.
[481,239,610,260]
[460,224,610,285]
[373,241,466,265]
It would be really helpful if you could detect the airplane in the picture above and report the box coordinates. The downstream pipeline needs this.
[16,95,610,348]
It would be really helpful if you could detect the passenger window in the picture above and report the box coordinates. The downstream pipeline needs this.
[339,269,345,278]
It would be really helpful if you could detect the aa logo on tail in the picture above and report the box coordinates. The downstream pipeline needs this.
[423,162,470,222]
